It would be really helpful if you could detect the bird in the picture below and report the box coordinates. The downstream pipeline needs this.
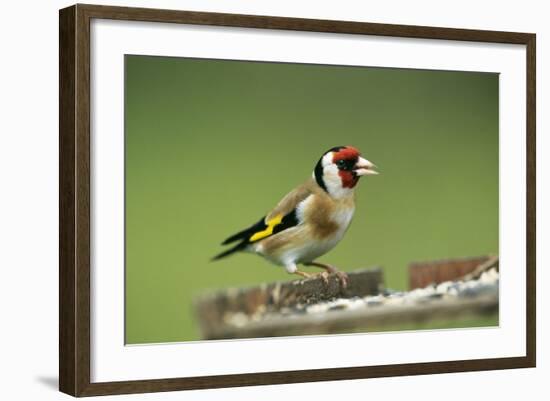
[212,146,378,286]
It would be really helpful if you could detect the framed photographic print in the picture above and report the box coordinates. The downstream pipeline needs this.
[59,3,536,397]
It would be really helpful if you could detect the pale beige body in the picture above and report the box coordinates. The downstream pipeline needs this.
[250,178,356,273]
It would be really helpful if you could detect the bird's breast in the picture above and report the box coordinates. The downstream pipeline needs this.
[299,193,355,240]
[253,192,356,266]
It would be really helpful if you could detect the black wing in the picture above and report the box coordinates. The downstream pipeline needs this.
[212,210,299,261]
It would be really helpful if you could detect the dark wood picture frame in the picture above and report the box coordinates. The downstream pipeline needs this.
[59,3,536,397]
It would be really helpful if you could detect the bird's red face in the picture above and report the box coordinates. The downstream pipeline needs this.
[332,146,363,188]
[314,146,378,196]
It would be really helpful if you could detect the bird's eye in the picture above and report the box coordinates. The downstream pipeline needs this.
[336,160,347,168]
[336,159,354,170]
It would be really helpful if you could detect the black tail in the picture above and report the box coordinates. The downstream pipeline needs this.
[211,241,248,261]
[213,216,266,261]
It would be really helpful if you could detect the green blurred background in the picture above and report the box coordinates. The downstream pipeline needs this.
[125,55,499,344]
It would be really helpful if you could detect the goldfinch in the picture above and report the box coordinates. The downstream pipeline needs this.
[213,146,378,285]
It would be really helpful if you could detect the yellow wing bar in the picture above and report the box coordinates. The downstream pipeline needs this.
[249,214,283,242]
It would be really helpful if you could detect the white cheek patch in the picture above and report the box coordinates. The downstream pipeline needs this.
[324,162,354,198]
[322,153,340,190]
[321,152,334,167]
[312,151,355,198]
[323,164,341,187]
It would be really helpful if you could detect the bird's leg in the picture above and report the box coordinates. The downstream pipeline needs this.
[286,263,330,285]
[304,262,349,288]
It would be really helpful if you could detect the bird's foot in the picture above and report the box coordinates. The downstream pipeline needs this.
[332,270,349,288]
[317,271,330,285]
[305,262,349,288]
[294,270,330,285]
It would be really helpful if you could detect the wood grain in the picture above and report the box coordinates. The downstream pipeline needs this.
[59,5,76,395]
[205,295,499,340]
[409,255,496,289]
[194,268,383,339]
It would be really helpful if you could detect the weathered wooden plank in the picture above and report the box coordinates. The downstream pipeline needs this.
[409,255,496,290]
[203,295,498,340]
[194,268,384,338]
[194,257,499,340]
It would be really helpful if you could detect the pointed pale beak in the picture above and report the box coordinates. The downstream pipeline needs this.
[354,157,379,176]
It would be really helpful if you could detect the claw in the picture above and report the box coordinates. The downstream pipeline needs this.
[294,265,348,288]
[304,262,349,289]
[293,270,332,286]
[334,270,349,289]
[324,265,348,287]
[318,271,330,286]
